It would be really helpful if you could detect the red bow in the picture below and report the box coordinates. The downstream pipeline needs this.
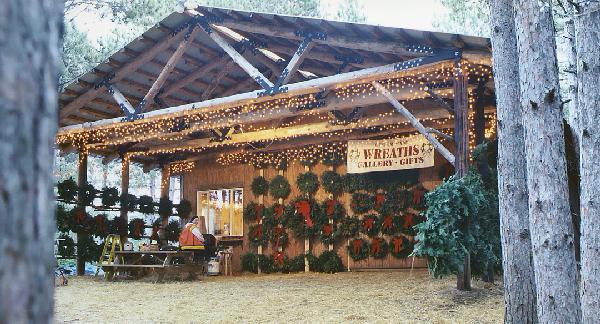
[273,204,284,220]
[274,250,284,266]
[150,225,160,241]
[371,238,381,254]
[375,194,385,209]
[73,209,85,225]
[133,220,144,237]
[352,239,363,254]
[252,225,263,239]
[382,216,393,230]
[94,216,106,234]
[295,200,313,227]
[363,217,375,230]
[392,237,404,253]
[404,214,414,229]
[412,188,425,205]
[254,204,264,222]
[326,199,337,217]
[322,223,333,236]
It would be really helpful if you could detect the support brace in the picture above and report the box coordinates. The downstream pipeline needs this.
[273,32,323,88]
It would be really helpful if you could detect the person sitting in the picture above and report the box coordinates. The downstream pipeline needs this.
[179,216,205,250]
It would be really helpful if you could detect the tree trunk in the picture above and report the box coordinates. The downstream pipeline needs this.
[574,1,600,321]
[489,0,537,322]
[0,0,63,322]
[76,151,88,275]
[513,0,581,322]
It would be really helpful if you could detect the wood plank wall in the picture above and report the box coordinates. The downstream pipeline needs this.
[182,150,451,274]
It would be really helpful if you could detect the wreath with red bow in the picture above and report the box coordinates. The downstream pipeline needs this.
[269,203,288,226]
[270,225,289,247]
[92,214,109,237]
[361,214,380,237]
[286,198,321,238]
[351,192,374,214]
[319,222,340,245]
[398,213,425,235]
[348,238,369,261]
[128,218,146,240]
[244,202,265,223]
[322,199,345,222]
[390,236,414,259]
[370,237,389,259]
[379,214,398,236]
[384,187,412,212]
[339,216,361,238]
[109,216,128,236]
[248,224,267,246]
[71,207,92,233]
[412,185,428,210]
[374,192,386,211]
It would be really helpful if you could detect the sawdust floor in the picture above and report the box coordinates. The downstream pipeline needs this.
[55,270,503,323]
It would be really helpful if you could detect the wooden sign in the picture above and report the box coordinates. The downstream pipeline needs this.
[347,135,435,173]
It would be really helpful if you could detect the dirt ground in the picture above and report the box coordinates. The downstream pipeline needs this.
[55,270,503,323]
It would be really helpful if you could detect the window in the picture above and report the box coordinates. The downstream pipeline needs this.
[169,176,182,204]
[197,188,243,236]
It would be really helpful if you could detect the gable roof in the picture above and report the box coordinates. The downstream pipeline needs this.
[58,5,492,127]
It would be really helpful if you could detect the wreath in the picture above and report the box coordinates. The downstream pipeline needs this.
[251,176,269,196]
[57,234,75,257]
[270,226,289,247]
[252,160,269,169]
[400,213,425,235]
[164,220,181,242]
[412,185,428,210]
[374,192,386,212]
[100,187,119,207]
[138,195,155,214]
[272,157,288,171]
[120,193,138,211]
[319,222,339,245]
[56,205,73,233]
[244,202,265,222]
[361,214,380,237]
[321,171,343,195]
[92,214,109,237]
[390,236,414,259]
[176,199,193,219]
[286,198,321,238]
[269,203,287,225]
[150,219,161,242]
[351,192,374,214]
[385,187,412,212]
[339,216,361,238]
[343,174,375,193]
[322,199,345,222]
[379,214,397,236]
[322,150,344,166]
[57,178,78,202]
[269,175,291,200]
[108,217,128,236]
[348,238,369,261]
[248,224,267,246]
[70,207,92,233]
[370,237,389,259]
[78,183,97,206]
[297,172,319,195]
[77,235,102,263]
[128,218,146,240]
[158,197,174,217]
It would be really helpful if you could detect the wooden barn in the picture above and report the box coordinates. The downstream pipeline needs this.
[56,6,496,275]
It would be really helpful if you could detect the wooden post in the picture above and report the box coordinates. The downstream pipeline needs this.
[120,156,130,222]
[160,165,171,245]
[453,61,471,291]
[76,150,88,276]
[304,165,311,273]
[328,165,334,252]
[257,168,264,274]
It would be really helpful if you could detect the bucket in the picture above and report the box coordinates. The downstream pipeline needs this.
[207,258,220,276]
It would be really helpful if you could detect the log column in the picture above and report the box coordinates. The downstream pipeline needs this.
[76,150,88,276]
[453,61,471,291]
[160,164,171,245]
[120,156,130,221]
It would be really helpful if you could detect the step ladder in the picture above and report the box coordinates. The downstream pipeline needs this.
[95,234,124,277]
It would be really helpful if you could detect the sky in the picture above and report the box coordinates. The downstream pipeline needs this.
[73,0,449,43]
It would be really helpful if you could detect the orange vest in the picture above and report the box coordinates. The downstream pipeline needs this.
[179,224,203,247]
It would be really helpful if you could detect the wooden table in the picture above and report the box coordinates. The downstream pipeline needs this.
[100,250,205,282]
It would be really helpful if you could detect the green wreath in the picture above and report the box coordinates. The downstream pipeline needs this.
[361,214,380,237]
[138,195,155,215]
[158,197,173,217]
[269,203,288,226]
[92,214,109,238]
[286,197,321,239]
[321,171,343,195]
[108,217,128,236]
[370,237,389,259]
[400,213,425,235]
[100,187,119,207]
[385,187,412,212]
[322,150,344,166]
[339,216,361,238]
[128,218,146,240]
[176,199,193,219]
[164,220,181,242]
[269,175,291,200]
[351,192,374,214]
[57,178,78,202]
[251,176,269,196]
[272,158,288,171]
[77,235,102,263]
[270,225,289,247]
[120,193,138,210]
[78,182,97,206]
[56,205,73,233]
[244,202,265,222]
[390,236,414,259]
[319,222,340,246]
[57,234,75,257]
[343,174,375,193]
[348,238,369,261]
[70,207,93,233]
[248,224,267,246]
[322,199,346,222]
[379,214,398,236]
[297,172,319,195]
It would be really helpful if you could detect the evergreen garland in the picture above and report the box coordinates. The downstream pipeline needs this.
[128,218,146,240]
[78,182,97,206]
[251,176,269,196]
[320,171,343,195]
[269,175,291,200]
[100,187,119,207]
[296,172,319,195]
[138,195,155,214]
[176,199,193,218]
[158,197,173,217]
[348,238,369,261]
[351,192,374,214]
[370,237,389,259]
[57,178,78,202]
